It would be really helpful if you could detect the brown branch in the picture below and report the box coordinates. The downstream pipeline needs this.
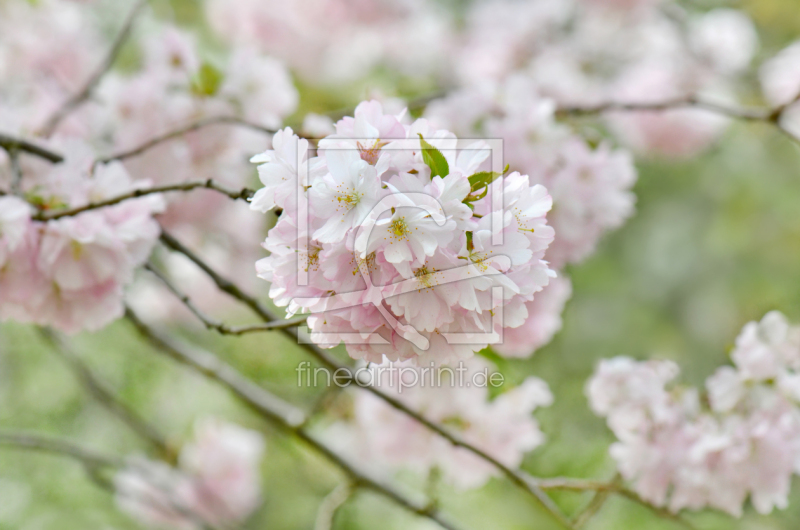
[0,133,64,163]
[556,95,800,147]
[8,148,22,194]
[34,180,255,221]
[144,262,306,335]
[158,230,273,320]
[123,307,461,530]
[40,0,149,137]
[155,229,574,530]
[97,116,278,164]
[38,328,169,454]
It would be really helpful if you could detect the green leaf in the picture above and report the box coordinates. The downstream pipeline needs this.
[467,171,501,193]
[463,185,488,205]
[417,134,449,179]
[191,62,224,97]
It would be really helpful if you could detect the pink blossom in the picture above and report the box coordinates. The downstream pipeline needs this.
[327,358,552,489]
[494,274,572,358]
[760,41,800,137]
[115,419,265,529]
[588,312,800,516]
[252,101,557,365]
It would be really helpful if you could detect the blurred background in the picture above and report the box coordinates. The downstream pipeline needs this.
[2,0,800,529]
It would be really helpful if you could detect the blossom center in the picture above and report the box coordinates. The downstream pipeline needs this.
[336,190,363,209]
[390,218,409,238]
[414,265,438,289]
[357,139,388,166]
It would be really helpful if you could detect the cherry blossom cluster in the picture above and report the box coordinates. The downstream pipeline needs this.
[425,76,634,356]
[204,0,760,158]
[587,311,800,516]
[251,100,557,365]
[115,419,265,530]
[204,0,453,85]
[0,2,300,328]
[0,145,163,333]
[426,76,638,270]
[326,358,552,489]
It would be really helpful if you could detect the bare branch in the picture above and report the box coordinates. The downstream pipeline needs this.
[155,229,574,529]
[572,488,612,528]
[570,473,621,528]
[34,180,255,222]
[144,262,306,335]
[0,430,122,469]
[123,307,462,530]
[40,0,149,137]
[556,95,800,147]
[98,116,278,164]
[0,430,230,529]
[158,230,273,320]
[533,476,695,529]
[38,328,169,454]
[0,133,64,163]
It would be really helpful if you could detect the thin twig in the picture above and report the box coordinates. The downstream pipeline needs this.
[571,474,621,528]
[533,477,695,529]
[0,430,122,469]
[143,262,306,335]
[8,148,22,195]
[155,229,574,529]
[40,0,149,137]
[573,489,611,528]
[158,230,273,320]
[34,180,255,221]
[556,95,800,147]
[123,307,461,530]
[314,482,355,530]
[98,116,278,164]
[38,328,169,454]
[0,134,63,163]
[0,430,227,529]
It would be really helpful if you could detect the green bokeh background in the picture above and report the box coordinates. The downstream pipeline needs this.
[2,0,800,528]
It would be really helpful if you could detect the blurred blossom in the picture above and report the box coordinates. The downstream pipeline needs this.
[606,63,730,158]
[688,9,758,75]
[115,419,265,529]
[204,0,452,84]
[426,78,638,269]
[760,41,800,137]
[0,140,163,333]
[326,358,552,489]
[0,0,102,135]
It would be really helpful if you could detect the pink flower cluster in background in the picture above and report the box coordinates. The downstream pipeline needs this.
[587,312,800,516]
[0,152,163,332]
[115,419,265,529]
[327,358,552,489]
